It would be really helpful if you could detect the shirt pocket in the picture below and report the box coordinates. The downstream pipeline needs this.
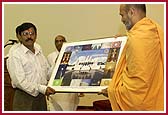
[22,59,33,75]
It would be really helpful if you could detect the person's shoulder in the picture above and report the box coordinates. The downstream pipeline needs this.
[34,42,45,54]
[148,18,163,30]
[132,17,160,32]
[8,43,23,58]
[34,42,42,50]
[47,51,58,58]
[9,43,20,52]
[142,17,161,27]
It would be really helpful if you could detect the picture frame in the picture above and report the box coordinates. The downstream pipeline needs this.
[48,36,127,93]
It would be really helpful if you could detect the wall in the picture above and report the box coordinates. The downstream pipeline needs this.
[3,3,165,107]
[3,3,165,57]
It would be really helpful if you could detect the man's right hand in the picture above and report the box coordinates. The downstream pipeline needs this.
[45,87,56,100]
[98,88,108,97]
[112,34,127,38]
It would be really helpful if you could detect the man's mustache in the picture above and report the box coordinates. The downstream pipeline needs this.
[25,38,33,42]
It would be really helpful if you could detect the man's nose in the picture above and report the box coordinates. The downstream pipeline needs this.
[57,41,62,44]
[27,34,31,38]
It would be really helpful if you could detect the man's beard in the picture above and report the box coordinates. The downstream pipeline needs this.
[124,15,133,30]
[125,20,132,30]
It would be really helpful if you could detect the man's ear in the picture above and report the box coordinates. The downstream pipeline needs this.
[129,7,136,16]
[16,35,22,43]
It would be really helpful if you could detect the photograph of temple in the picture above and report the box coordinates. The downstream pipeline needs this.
[51,37,127,92]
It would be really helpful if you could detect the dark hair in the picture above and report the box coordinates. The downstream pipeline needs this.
[15,25,20,35]
[125,4,146,14]
[18,22,37,35]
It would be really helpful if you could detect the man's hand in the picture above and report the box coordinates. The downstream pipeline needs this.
[98,88,108,97]
[45,87,56,100]
[112,34,127,38]
[78,93,85,97]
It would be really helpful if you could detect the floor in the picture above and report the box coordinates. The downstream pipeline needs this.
[77,106,94,111]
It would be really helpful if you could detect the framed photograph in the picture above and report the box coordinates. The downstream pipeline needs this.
[48,36,127,92]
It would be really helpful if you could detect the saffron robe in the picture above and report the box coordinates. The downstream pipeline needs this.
[108,17,164,111]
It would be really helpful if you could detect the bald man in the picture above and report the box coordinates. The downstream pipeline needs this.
[100,4,164,111]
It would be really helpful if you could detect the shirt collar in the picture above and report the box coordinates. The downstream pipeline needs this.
[20,43,41,55]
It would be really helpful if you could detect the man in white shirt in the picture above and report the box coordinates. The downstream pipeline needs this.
[7,22,56,111]
[47,35,79,111]
[47,35,66,66]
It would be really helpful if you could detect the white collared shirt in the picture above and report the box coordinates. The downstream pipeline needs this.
[7,44,50,97]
